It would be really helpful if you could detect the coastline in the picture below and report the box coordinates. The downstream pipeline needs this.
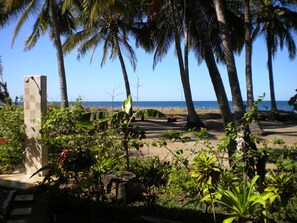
[48,100,295,112]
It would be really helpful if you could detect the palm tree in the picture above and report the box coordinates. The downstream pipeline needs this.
[169,0,204,128]
[244,0,254,110]
[243,0,263,134]
[254,0,297,114]
[191,0,233,128]
[0,55,11,106]
[143,0,205,128]
[191,1,258,172]
[5,0,75,108]
[212,0,246,126]
[63,0,137,116]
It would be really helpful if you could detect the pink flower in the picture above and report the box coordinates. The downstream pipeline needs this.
[61,148,70,158]
[1,139,7,145]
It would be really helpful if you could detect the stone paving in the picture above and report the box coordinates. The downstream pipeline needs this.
[0,172,48,223]
[0,172,42,190]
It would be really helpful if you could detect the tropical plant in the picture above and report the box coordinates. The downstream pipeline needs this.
[191,152,222,222]
[130,156,171,197]
[63,0,138,115]
[244,0,254,110]
[5,0,76,108]
[0,55,11,106]
[265,171,296,206]
[159,154,197,207]
[41,100,94,158]
[34,100,126,200]
[0,105,25,173]
[214,175,273,223]
[191,0,233,128]
[87,95,166,169]
[137,0,205,128]
[191,152,221,188]
[212,0,246,126]
[253,0,297,114]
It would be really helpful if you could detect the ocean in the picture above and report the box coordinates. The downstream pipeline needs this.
[79,101,294,112]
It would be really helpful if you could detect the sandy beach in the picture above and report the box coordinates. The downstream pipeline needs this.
[131,109,297,160]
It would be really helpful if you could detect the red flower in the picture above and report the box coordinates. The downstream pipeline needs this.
[61,148,70,158]
[1,139,7,145]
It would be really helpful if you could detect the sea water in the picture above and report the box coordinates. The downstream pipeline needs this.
[80,101,294,111]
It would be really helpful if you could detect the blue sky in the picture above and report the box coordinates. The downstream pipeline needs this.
[0,19,296,102]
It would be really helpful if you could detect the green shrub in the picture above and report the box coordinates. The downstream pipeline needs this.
[41,101,96,161]
[130,156,171,195]
[0,105,25,173]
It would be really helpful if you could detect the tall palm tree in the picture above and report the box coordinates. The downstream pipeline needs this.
[243,0,263,134]
[244,0,254,110]
[212,0,246,126]
[5,0,75,108]
[254,0,297,114]
[143,0,205,128]
[169,0,204,128]
[63,0,137,116]
[191,0,233,128]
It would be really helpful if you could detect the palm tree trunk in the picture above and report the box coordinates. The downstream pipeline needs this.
[49,0,69,108]
[213,0,265,179]
[114,35,133,116]
[244,0,254,109]
[169,0,204,128]
[194,1,232,127]
[244,0,263,135]
[266,31,278,114]
[194,0,239,165]
[213,0,245,125]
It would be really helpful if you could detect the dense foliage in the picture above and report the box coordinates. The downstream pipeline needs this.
[0,97,296,222]
[27,99,297,222]
[1,0,297,221]
[0,105,25,173]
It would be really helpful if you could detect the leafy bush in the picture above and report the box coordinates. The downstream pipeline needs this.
[0,105,25,173]
[130,156,171,196]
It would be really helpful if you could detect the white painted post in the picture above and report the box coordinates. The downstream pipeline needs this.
[24,75,48,176]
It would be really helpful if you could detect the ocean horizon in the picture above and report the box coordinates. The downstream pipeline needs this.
[61,100,294,112]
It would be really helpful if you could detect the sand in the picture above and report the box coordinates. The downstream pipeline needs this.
[131,110,297,160]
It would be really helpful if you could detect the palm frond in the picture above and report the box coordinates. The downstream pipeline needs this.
[76,32,102,61]
[63,28,96,54]
[24,5,49,51]
[101,37,110,67]
[119,32,137,71]
[10,0,41,47]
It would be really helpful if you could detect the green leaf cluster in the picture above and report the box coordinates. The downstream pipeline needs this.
[0,105,25,173]
[213,176,273,223]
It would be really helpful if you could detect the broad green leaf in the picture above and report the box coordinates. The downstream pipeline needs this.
[30,164,53,178]
[223,215,237,223]
[200,193,211,202]
[122,95,132,114]
[261,191,275,201]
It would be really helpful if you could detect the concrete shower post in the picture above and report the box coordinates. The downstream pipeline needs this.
[24,75,48,176]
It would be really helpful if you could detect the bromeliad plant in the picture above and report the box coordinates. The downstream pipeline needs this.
[191,152,222,222]
[213,175,273,223]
